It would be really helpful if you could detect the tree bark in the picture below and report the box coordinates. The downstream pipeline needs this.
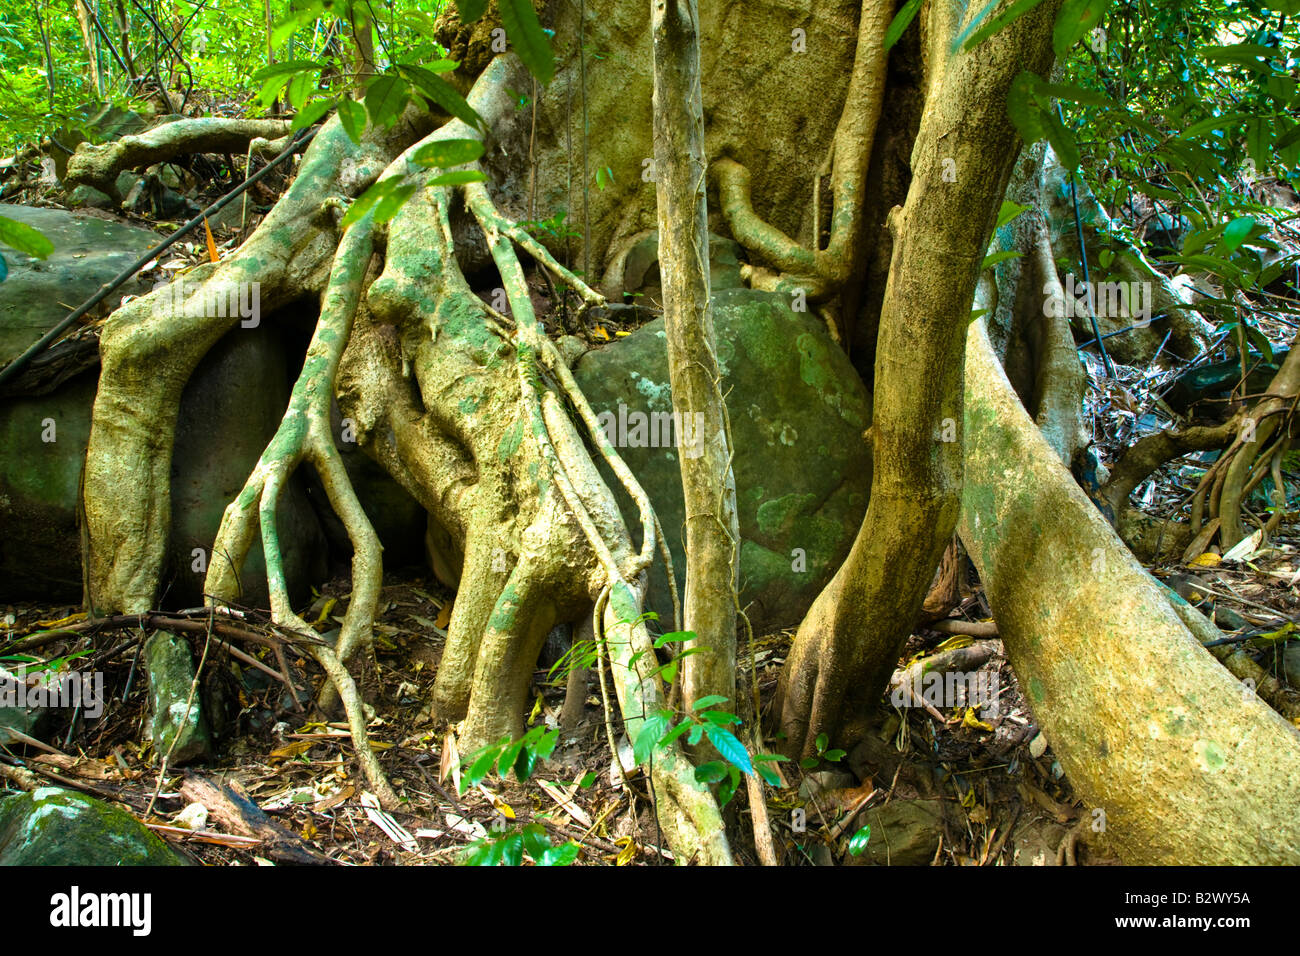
[651,0,738,709]
[776,0,1064,758]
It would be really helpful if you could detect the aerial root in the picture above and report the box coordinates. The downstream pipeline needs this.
[202,210,396,808]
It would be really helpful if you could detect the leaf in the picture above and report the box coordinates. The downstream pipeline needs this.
[657,719,693,749]
[691,694,729,711]
[0,215,53,259]
[539,842,580,866]
[884,0,923,51]
[704,725,754,775]
[499,0,555,85]
[1052,0,1108,58]
[337,98,366,144]
[848,825,872,856]
[203,217,219,263]
[372,183,418,225]
[1220,216,1256,255]
[982,250,1023,270]
[400,64,483,129]
[364,74,409,129]
[823,748,847,762]
[958,0,1047,53]
[694,761,728,784]
[700,709,742,726]
[521,823,550,860]
[756,764,782,786]
[291,96,336,132]
[815,732,829,752]
[1006,72,1049,145]
[465,742,504,788]
[456,0,488,22]
[633,711,672,765]
[251,59,325,83]
[411,139,486,168]
[995,200,1031,231]
[500,833,524,866]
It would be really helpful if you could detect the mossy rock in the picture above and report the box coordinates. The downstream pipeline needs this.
[143,631,211,764]
[0,787,189,865]
[573,287,871,632]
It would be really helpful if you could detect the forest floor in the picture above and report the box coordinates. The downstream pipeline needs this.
[5,148,1300,866]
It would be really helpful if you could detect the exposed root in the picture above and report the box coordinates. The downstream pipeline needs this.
[710,0,890,302]
[66,117,294,201]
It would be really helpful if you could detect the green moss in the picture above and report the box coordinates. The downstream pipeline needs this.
[0,787,188,865]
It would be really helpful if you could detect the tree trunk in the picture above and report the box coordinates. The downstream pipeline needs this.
[775,0,1064,758]
[651,0,738,708]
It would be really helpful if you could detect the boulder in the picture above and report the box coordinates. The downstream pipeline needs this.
[0,787,188,865]
[573,287,871,632]
[143,631,211,764]
[0,206,328,605]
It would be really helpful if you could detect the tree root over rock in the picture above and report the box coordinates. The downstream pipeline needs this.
[86,55,732,861]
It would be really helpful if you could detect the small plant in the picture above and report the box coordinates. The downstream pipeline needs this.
[798,732,846,770]
[462,821,580,866]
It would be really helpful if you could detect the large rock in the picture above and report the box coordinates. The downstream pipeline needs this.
[0,786,188,865]
[573,288,871,632]
[0,206,327,605]
[0,204,159,365]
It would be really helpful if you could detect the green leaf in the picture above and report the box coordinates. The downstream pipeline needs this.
[1006,72,1050,144]
[848,825,872,855]
[691,694,729,711]
[1220,216,1255,255]
[456,0,488,22]
[958,0,1047,53]
[464,741,504,789]
[400,64,484,129]
[286,71,314,110]
[291,97,336,132]
[633,710,673,765]
[1044,111,1080,170]
[756,764,782,786]
[657,719,693,749]
[521,823,550,860]
[578,771,597,788]
[694,760,728,784]
[1179,112,1253,140]
[500,832,525,866]
[251,59,324,83]
[499,0,555,85]
[995,200,1031,230]
[823,748,847,762]
[688,723,706,747]
[539,842,580,866]
[982,250,1023,270]
[1052,0,1108,59]
[799,756,819,769]
[704,725,754,775]
[426,170,487,187]
[498,737,527,778]
[1245,117,1271,170]
[365,74,410,129]
[412,138,486,168]
[372,182,418,225]
[884,0,923,51]
[0,215,53,259]
[338,98,366,144]
[815,732,830,752]
[701,709,742,726]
